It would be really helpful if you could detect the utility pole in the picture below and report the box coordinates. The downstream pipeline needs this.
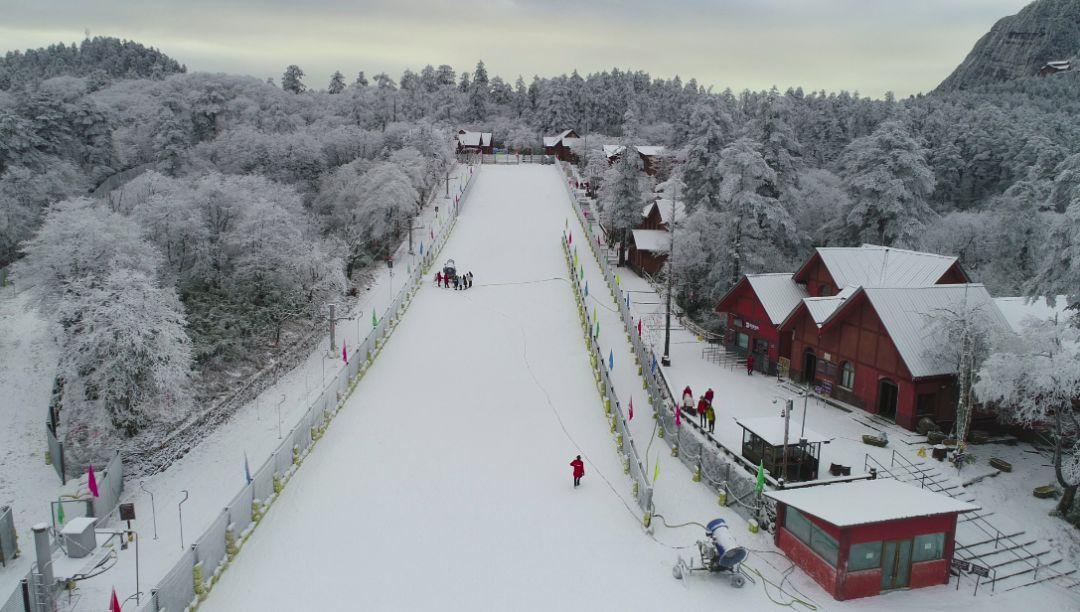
[662,181,677,367]
[781,398,793,486]
[326,303,353,353]
[445,170,451,200]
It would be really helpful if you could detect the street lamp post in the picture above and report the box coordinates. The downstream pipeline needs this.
[662,181,677,367]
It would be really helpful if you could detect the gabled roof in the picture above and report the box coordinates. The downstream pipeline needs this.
[766,479,979,528]
[822,284,1010,379]
[630,229,669,253]
[793,244,965,289]
[799,286,858,327]
[456,131,492,147]
[993,296,1071,333]
[728,273,810,327]
[1045,60,1071,70]
[543,129,579,147]
[735,417,830,446]
[652,198,686,225]
[603,144,666,159]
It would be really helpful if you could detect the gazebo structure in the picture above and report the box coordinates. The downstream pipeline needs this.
[735,417,830,483]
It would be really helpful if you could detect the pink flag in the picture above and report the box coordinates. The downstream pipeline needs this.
[629,397,634,421]
[675,403,681,427]
[88,464,99,498]
[110,588,121,612]
[342,343,348,363]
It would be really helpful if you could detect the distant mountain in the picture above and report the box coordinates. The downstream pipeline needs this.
[0,36,185,90]
[937,0,1080,91]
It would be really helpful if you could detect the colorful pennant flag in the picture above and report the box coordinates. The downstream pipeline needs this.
[584,281,589,297]
[371,309,378,328]
[568,232,572,245]
[87,464,99,498]
[608,349,614,371]
[755,461,766,494]
[675,403,681,427]
[420,242,424,255]
[109,589,121,612]
[56,498,64,524]
[628,397,634,421]
[244,452,252,484]
[342,342,348,363]
[637,319,642,335]
[616,274,621,286]
[653,460,660,483]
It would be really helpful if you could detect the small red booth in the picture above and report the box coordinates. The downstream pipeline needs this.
[766,479,978,600]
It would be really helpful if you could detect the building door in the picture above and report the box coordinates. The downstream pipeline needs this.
[881,539,912,590]
[878,379,899,420]
[802,349,817,385]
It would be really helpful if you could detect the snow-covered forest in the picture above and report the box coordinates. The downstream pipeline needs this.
[2,36,1079,480]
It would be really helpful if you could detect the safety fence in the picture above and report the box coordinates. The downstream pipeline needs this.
[45,421,65,484]
[91,451,125,524]
[0,506,15,568]
[133,164,479,612]
[556,160,778,526]
[560,236,654,516]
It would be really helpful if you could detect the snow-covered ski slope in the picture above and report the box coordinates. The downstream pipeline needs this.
[201,165,737,610]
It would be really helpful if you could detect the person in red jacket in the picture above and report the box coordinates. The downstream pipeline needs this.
[746,354,755,376]
[435,271,443,287]
[696,396,708,428]
[570,455,585,487]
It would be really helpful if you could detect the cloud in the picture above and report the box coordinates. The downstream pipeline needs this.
[0,0,1032,97]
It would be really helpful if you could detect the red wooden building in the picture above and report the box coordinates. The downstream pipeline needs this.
[715,273,808,371]
[779,284,1010,431]
[455,129,493,154]
[603,144,666,176]
[766,479,978,600]
[543,129,580,162]
[627,199,685,276]
[717,244,970,380]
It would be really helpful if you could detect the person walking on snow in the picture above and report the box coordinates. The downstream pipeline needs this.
[570,455,585,487]
[435,271,443,287]
[696,395,708,428]
[467,271,474,289]
[704,388,714,404]
[705,401,716,433]
[745,354,755,376]
[681,386,693,422]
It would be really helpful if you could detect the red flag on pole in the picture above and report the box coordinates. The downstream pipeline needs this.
[637,319,642,335]
[629,397,634,421]
[342,342,348,363]
[675,403,681,427]
[568,232,572,245]
[87,464,99,497]
[110,588,121,612]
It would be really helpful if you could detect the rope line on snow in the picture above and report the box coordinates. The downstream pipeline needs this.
[461,288,644,527]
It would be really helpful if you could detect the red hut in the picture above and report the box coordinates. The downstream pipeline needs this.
[714,273,808,373]
[455,129,493,154]
[627,199,685,276]
[543,129,580,161]
[766,479,979,600]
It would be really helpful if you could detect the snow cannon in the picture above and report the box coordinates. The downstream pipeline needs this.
[672,518,748,587]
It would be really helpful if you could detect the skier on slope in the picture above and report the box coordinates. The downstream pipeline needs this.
[570,455,585,487]
[681,385,694,421]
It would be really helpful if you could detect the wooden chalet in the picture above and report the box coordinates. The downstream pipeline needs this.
[543,129,581,162]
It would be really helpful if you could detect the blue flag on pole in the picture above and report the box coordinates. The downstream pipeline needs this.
[584,281,589,297]
[608,349,614,370]
[651,355,658,374]
[626,293,630,309]
[420,241,424,255]
[244,451,252,484]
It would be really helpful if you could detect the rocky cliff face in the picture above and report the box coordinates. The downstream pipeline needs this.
[937,0,1080,91]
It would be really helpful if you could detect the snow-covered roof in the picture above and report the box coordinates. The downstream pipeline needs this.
[631,229,670,253]
[543,129,577,147]
[744,274,810,326]
[806,245,961,289]
[1046,60,1071,70]
[765,479,979,527]
[652,198,686,225]
[603,144,666,159]
[852,284,1011,379]
[457,131,492,147]
[993,296,1071,333]
[800,286,858,327]
[735,417,830,446]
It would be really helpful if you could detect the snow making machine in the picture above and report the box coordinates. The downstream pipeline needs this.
[442,259,458,285]
[672,518,748,587]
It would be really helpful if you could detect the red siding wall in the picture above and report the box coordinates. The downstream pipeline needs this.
[777,528,840,597]
[716,281,782,363]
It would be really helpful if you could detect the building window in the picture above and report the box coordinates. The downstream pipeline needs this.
[848,541,882,571]
[783,508,839,567]
[818,284,832,297]
[912,533,945,563]
[840,362,855,390]
[736,333,749,350]
[753,338,768,354]
[916,394,936,417]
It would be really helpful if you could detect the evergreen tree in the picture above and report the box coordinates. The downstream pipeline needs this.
[281,64,306,94]
[599,148,645,266]
[681,105,728,213]
[355,71,368,86]
[328,70,346,94]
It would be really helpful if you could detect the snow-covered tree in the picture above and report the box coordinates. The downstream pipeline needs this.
[328,71,346,94]
[681,105,730,213]
[837,119,936,248]
[599,147,645,266]
[59,268,194,464]
[281,65,306,94]
[354,71,368,86]
[975,316,1080,521]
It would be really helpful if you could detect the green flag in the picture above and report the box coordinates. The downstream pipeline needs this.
[573,251,578,267]
[579,265,584,280]
[594,320,600,339]
[755,461,765,494]
[653,460,660,483]
[372,309,378,328]
[616,274,621,286]
[57,499,64,524]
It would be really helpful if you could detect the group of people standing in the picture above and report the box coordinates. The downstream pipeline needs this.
[681,385,717,433]
[435,271,473,290]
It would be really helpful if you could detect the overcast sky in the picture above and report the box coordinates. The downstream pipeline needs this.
[0,0,1032,97]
